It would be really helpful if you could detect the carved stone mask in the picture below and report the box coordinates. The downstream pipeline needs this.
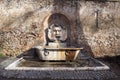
[48,24,67,42]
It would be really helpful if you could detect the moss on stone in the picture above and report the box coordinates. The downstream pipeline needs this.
[0,53,5,57]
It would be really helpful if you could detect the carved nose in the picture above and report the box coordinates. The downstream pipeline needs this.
[56,31,59,35]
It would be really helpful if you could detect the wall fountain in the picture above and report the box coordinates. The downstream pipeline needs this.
[0,0,119,79]
[35,13,82,61]
[2,13,109,70]
[37,23,82,61]
[0,13,111,79]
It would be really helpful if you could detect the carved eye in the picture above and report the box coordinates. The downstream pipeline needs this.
[58,30,61,32]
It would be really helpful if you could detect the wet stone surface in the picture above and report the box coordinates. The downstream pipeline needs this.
[18,58,102,67]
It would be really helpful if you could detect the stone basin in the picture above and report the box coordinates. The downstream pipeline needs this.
[36,46,83,61]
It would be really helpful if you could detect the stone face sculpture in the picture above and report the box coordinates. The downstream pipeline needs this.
[45,24,67,47]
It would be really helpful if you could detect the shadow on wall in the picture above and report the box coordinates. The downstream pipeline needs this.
[17,48,39,59]
[74,0,94,57]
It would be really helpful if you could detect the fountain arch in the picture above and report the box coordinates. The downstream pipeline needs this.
[44,13,72,46]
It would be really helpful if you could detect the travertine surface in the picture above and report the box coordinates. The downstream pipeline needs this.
[0,0,120,57]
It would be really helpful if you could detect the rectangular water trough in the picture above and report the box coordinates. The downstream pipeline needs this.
[4,57,109,71]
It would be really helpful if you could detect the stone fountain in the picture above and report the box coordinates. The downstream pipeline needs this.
[1,18,110,80]
[36,24,82,61]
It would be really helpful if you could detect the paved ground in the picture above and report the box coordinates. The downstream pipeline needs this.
[0,57,119,80]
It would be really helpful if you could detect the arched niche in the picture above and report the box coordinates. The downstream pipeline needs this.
[44,13,71,46]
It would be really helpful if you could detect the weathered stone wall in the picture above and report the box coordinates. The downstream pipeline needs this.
[0,0,120,57]
[77,1,120,57]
